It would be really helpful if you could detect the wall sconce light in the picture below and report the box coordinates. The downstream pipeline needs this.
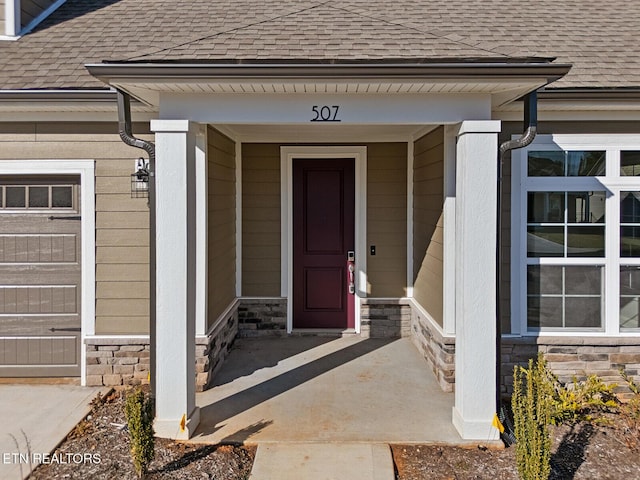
[131,157,149,198]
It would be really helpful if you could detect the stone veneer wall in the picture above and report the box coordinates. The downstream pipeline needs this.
[360,300,411,338]
[86,304,239,391]
[238,298,287,337]
[501,337,640,396]
[409,302,455,392]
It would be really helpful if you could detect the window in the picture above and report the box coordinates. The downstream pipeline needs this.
[513,137,640,335]
[0,183,75,210]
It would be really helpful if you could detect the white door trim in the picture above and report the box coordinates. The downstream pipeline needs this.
[280,146,367,333]
[0,159,96,385]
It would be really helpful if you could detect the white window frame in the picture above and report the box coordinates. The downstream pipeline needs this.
[512,134,640,337]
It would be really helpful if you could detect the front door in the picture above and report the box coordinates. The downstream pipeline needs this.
[293,158,355,329]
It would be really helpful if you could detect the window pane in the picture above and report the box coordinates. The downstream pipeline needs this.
[28,186,49,208]
[621,226,640,257]
[621,191,640,223]
[565,297,601,328]
[620,266,640,329]
[567,226,605,257]
[528,151,564,176]
[5,186,25,207]
[566,151,605,176]
[52,186,73,208]
[527,226,564,257]
[567,191,605,223]
[565,266,602,295]
[527,265,562,295]
[621,151,640,176]
[528,296,563,328]
[528,192,564,223]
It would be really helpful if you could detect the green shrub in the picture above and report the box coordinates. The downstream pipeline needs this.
[617,368,640,450]
[550,374,618,425]
[124,388,155,478]
[512,354,553,480]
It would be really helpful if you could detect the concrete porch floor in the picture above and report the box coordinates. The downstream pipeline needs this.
[191,336,468,445]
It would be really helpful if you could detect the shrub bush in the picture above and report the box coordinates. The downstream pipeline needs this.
[512,353,553,480]
[124,388,155,478]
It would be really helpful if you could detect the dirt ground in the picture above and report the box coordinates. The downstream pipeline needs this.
[28,388,639,480]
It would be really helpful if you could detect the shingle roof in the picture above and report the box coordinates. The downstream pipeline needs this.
[0,0,638,90]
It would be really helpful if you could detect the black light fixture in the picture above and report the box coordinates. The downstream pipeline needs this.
[131,157,149,198]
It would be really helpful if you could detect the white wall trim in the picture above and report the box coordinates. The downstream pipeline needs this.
[280,146,367,333]
[409,298,454,341]
[4,0,19,37]
[0,159,95,386]
[406,138,414,298]
[442,125,459,335]
[235,141,242,297]
[194,126,208,336]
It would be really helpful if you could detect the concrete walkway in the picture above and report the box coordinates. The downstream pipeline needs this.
[0,384,104,480]
[193,336,473,479]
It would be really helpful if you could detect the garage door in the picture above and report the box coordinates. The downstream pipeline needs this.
[0,176,81,377]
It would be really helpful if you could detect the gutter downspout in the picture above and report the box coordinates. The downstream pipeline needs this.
[496,91,538,445]
[116,89,156,401]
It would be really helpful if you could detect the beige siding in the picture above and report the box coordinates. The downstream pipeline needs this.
[500,121,640,334]
[0,121,151,335]
[366,143,407,297]
[0,1,5,25]
[241,144,281,296]
[207,127,236,328]
[20,0,55,28]
[413,127,444,326]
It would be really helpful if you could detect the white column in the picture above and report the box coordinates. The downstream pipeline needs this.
[150,119,200,440]
[452,120,501,441]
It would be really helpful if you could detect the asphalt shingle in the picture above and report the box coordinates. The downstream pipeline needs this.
[0,0,638,89]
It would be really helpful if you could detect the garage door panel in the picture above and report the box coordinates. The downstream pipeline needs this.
[0,177,81,377]
[0,286,77,314]
[0,234,78,264]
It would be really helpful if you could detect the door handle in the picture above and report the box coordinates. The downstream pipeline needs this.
[347,251,355,295]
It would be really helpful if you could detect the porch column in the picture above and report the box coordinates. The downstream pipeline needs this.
[150,119,200,439]
[452,120,501,441]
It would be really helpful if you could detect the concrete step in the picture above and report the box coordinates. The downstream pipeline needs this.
[249,442,394,480]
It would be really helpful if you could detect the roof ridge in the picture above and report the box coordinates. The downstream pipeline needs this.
[325,3,510,58]
[125,0,333,61]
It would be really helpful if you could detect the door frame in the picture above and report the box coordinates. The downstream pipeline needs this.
[281,146,367,333]
[0,159,95,384]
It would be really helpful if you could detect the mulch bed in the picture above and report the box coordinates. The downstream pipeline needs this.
[27,387,640,479]
[392,420,639,479]
[29,389,255,480]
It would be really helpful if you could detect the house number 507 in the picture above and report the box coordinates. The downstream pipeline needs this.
[311,105,341,122]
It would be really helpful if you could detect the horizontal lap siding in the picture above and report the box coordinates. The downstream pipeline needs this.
[241,144,281,296]
[413,127,444,327]
[207,127,236,329]
[0,1,5,25]
[0,121,151,335]
[366,143,407,297]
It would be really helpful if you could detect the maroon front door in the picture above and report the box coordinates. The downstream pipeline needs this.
[293,158,355,329]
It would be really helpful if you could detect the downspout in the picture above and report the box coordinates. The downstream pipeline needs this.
[116,89,156,401]
[496,91,537,444]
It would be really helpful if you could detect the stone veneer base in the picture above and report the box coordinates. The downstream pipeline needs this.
[85,303,239,392]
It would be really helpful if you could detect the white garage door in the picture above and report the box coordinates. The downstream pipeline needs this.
[0,176,81,377]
